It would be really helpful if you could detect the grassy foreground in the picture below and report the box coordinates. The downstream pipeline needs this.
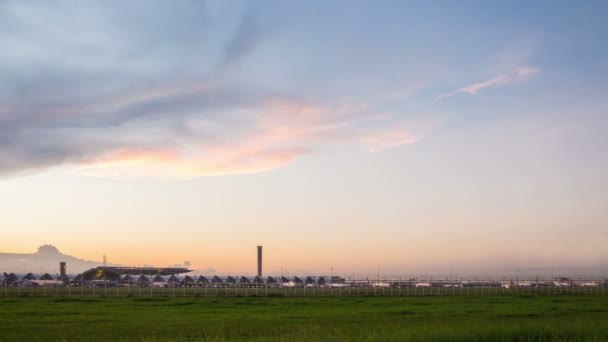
[0,294,607,341]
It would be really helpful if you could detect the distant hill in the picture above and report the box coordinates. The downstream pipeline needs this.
[0,245,120,275]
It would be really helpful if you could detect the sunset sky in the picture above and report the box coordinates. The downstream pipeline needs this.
[1,1,607,277]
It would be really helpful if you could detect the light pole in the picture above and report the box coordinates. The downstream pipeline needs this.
[281,267,287,297]
[330,267,333,296]
[450,267,453,296]
[42,268,46,296]
[30,270,33,297]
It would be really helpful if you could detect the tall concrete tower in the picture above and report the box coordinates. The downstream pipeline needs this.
[59,261,66,278]
[257,246,263,277]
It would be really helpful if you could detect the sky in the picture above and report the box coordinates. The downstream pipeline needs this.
[1,0,607,277]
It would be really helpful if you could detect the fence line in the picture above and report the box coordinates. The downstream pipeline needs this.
[1,276,606,298]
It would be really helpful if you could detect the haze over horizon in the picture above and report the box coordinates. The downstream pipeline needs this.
[0,244,606,278]
[1,1,607,277]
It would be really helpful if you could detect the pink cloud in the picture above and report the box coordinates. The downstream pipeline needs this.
[460,75,509,95]
[74,145,310,179]
[438,67,540,99]
[72,97,435,179]
[516,67,540,76]
[360,129,418,152]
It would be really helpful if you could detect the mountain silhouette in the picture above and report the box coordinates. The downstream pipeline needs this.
[0,244,119,274]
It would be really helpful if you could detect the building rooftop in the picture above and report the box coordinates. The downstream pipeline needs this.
[89,266,192,276]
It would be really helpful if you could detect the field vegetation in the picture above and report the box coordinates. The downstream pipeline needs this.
[1,294,607,341]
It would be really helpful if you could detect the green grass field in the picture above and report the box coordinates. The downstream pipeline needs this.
[1,294,607,341]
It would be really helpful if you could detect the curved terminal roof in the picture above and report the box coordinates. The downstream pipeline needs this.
[84,266,192,276]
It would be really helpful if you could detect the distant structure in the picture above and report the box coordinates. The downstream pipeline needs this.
[257,246,263,277]
[80,266,192,281]
[59,261,66,278]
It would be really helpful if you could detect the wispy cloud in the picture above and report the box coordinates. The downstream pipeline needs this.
[360,129,419,153]
[72,146,310,179]
[438,67,540,99]
[67,97,434,179]
[0,1,441,179]
[0,74,434,179]
[460,75,510,95]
